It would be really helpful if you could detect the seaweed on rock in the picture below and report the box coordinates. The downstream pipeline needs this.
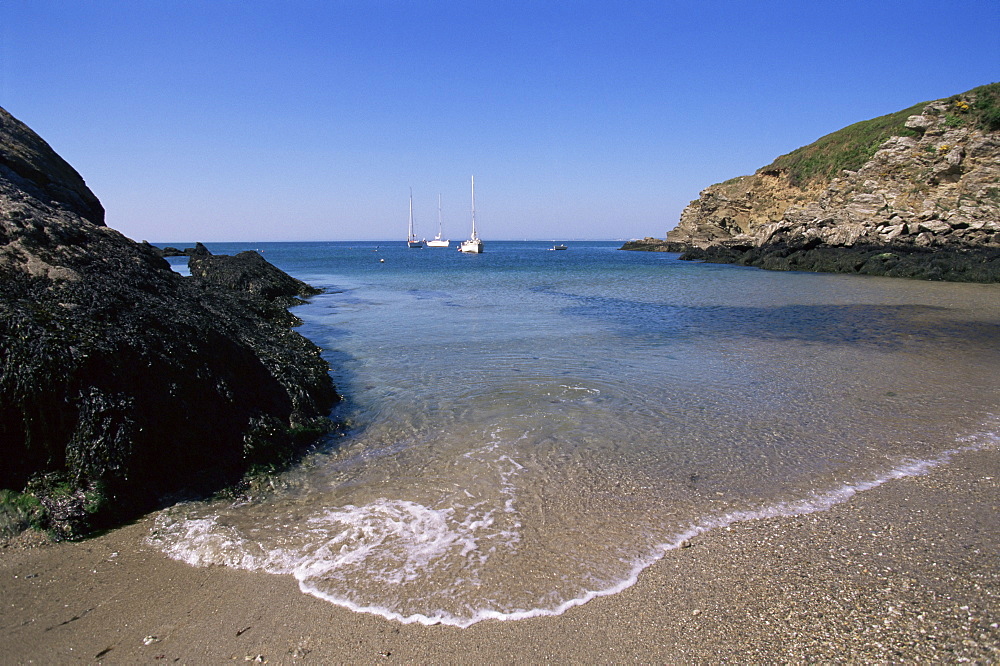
[0,106,339,538]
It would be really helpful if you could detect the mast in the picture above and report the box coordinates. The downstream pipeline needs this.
[470,175,477,240]
[408,187,414,241]
[438,193,443,237]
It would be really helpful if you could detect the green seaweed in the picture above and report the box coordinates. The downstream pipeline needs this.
[0,489,46,537]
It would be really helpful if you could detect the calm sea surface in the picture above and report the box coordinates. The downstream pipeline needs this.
[152,240,1000,626]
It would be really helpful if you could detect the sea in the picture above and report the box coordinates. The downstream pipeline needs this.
[149,240,1000,627]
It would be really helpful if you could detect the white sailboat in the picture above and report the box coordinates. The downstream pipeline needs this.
[459,175,484,253]
[407,188,424,248]
[426,193,450,247]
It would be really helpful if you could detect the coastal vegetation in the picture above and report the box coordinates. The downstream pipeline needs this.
[946,81,1000,131]
[765,101,925,187]
[638,82,1000,282]
[765,82,1000,187]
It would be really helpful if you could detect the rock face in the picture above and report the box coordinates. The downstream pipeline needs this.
[189,249,321,306]
[643,83,1000,281]
[0,110,104,227]
[619,237,688,252]
[0,106,339,537]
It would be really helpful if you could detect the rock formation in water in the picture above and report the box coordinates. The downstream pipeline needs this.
[619,237,688,252]
[625,83,1000,281]
[189,249,321,307]
[0,106,339,538]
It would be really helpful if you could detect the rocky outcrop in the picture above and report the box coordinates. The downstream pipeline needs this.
[636,83,1000,281]
[0,109,104,227]
[0,106,339,538]
[189,249,321,307]
[668,171,827,249]
[148,242,211,258]
[680,242,1000,282]
[619,237,688,252]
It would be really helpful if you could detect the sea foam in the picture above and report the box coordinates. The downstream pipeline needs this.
[149,421,997,628]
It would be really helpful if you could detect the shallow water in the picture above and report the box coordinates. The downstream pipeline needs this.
[151,241,1000,626]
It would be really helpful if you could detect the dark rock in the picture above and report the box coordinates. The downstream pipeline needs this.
[143,241,167,257]
[145,242,211,258]
[189,249,321,306]
[158,245,186,257]
[186,242,211,257]
[0,106,340,537]
[0,107,104,226]
[619,237,689,252]
[680,242,1000,282]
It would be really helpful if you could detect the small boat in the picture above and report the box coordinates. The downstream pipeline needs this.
[407,189,424,248]
[549,243,568,251]
[426,194,450,247]
[459,175,484,254]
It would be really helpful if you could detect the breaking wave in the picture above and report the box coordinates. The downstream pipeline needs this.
[149,421,996,627]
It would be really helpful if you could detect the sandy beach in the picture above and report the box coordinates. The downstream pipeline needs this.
[2,447,997,664]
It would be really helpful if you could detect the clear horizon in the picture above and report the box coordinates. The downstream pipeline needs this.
[150,238,632,244]
[3,1,998,243]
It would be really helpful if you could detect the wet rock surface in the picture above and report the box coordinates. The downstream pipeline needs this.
[0,106,339,537]
[189,248,321,306]
[682,242,1000,282]
[618,237,687,252]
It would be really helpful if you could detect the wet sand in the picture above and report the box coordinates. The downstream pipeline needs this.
[2,448,997,664]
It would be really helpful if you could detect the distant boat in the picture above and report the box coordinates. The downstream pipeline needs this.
[426,194,450,247]
[459,176,484,254]
[549,243,568,251]
[407,188,424,248]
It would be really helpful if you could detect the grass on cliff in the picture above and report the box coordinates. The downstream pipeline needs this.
[764,82,1000,188]
[953,81,1000,131]
[764,101,926,187]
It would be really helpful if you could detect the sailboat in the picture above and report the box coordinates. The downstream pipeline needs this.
[459,175,484,253]
[426,194,450,247]
[406,188,424,248]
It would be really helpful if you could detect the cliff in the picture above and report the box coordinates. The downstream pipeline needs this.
[0,106,339,538]
[636,83,1000,281]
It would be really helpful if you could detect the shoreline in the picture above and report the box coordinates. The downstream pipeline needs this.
[2,448,997,663]
[619,239,1000,283]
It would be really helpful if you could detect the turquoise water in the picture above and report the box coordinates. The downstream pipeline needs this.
[152,241,1000,626]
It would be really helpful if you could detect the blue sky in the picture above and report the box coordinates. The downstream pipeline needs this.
[2,1,998,242]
